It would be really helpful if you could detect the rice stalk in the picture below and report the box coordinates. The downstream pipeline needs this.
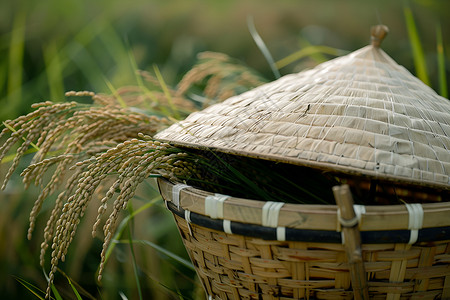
[1,48,340,299]
[175,51,266,107]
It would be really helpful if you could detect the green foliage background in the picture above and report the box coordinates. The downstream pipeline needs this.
[0,0,449,299]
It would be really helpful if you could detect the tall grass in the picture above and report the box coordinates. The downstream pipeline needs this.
[436,23,448,98]
[404,5,431,86]
[5,11,26,119]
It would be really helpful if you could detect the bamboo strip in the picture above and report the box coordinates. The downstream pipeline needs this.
[333,184,369,300]
[163,180,450,299]
[158,178,450,231]
[443,275,450,299]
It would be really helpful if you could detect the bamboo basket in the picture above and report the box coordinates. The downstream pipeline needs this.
[155,25,450,299]
[158,178,450,299]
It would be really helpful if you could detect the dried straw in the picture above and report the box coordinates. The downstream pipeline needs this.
[156,27,450,190]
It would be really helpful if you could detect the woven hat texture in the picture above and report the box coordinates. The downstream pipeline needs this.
[156,33,450,189]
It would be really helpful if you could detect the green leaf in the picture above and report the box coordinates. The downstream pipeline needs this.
[43,41,65,101]
[57,267,97,300]
[65,277,82,300]
[99,196,161,277]
[153,64,180,119]
[436,23,448,98]
[127,205,143,300]
[276,45,349,69]
[125,239,195,271]
[50,285,63,300]
[13,276,46,300]
[247,15,281,79]
[2,121,40,151]
[7,11,26,113]
[104,78,127,108]
[404,5,430,86]
[41,268,63,300]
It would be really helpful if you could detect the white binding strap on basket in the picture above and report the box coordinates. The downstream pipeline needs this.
[172,183,190,210]
[277,227,286,241]
[164,200,169,210]
[185,210,193,236]
[262,201,284,227]
[262,202,285,241]
[223,220,232,234]
[405,203,424,244]
[205,193,230,219]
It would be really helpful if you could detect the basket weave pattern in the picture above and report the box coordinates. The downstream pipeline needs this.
[174,214,450,299]
[158,179,450,299]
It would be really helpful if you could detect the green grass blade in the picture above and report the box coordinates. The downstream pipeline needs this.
[41,268,63,300]
[13,276,46,300]
[127,49,161,112]
[128,239,195,271]
[404,5,430,86]
[105,78,127,108]
[113,240,195,299]
[1,147,38,164]
[7,11,26,109]
[43,41,65,101]
[247,15,281,79]
[2,121,40,151]
[57,267,96,300]
[50,285,63,300]
[209,151,274,201]
[153,64,180,119]
[436,23,448,98]
[66,277,82,300]
[0,60,7,96]
[174,284,183,300]
[100,196,160,276]
[276,45,349,69]
[97,26,130,78]
[127,204,143,300]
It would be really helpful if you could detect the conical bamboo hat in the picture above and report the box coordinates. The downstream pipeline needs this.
[156,26,450,189]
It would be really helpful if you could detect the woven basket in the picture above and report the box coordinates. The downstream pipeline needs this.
[158,178,450,300]
[155,25,450,299]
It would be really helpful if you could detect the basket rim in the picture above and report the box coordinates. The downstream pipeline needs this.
[166,200,450,244]
[157,177,450,232]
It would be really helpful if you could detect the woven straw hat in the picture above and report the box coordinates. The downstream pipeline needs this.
[156,25,450,190]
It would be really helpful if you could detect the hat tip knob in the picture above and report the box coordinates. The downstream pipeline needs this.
[371,25,389,47]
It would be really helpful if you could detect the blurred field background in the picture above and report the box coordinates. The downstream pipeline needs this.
[0,0,449,299]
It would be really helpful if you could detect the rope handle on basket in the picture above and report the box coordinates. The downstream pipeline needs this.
[405,203,423,244]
